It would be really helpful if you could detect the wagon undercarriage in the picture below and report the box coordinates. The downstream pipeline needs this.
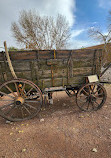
[0,77,107,122]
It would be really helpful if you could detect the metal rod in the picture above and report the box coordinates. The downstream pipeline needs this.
[100,63,111,77]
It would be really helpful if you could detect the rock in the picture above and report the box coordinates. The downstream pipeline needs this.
[48,99,53,104]
[16,138,20,141]
[10,133,13,135]
[63,103,66,106]
[92,148,97,152]
[40,118,44,122]
[6,120,13,124]
[22,149,26,152]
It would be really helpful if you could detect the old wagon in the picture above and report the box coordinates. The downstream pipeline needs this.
[0,42,107,121]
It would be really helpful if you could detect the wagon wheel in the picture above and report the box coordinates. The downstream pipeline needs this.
[0,79,42,121]
[76,82,107,112]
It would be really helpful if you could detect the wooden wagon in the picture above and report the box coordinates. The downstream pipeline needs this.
[0,42,107,121]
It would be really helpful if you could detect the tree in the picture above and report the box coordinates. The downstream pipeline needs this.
[11,10,71,50]
[88,27,111,54]
[8,47,19,51]
[88,22,111,65]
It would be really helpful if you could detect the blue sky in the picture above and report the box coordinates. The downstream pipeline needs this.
[0,0,111,50]
[72,0,110,47]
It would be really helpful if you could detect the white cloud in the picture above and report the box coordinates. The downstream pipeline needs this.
[0,0,76,48]
[69,38,101,49]
[71,29,85,38]
[40,0,76,26]
[98,0,111,9]
[69,28,88,49]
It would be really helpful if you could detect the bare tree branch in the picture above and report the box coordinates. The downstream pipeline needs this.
[11,10,71,50]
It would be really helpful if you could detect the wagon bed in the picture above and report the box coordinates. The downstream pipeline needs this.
[0,47,107,122]
[0,49,102,89]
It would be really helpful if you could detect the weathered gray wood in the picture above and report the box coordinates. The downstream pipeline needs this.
[0,49,102,89]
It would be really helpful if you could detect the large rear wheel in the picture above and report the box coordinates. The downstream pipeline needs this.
[0,79,42,121]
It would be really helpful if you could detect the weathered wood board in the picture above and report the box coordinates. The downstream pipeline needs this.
[0,49,102,90]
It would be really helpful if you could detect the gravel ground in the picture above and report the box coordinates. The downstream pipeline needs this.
[0,84,111,158]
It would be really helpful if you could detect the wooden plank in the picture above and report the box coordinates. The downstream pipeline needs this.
[38,50,54,59]
[0,52,4,61]
[73,67,93,76]
[56,50,70,59]
[9,51,36,60]
[38,70,51,79]
[68,76,86,86]
[7,49,102,60]
[14,71,32,80]
[12,61,31,71]
[37,75,86,89]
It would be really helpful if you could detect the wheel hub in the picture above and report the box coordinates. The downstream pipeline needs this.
[87,95,96,102]
[15,97,24,106]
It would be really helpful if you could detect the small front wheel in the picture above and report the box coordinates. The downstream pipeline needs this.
[76,83,107,112]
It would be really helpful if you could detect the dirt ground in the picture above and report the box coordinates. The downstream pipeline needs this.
[0,85,111,158]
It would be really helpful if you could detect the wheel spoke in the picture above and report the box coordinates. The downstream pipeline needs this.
[82,88,90,96]
[22,83,25,92]
[87,102,90,110]
[91,84,96,93]
[21,107,24,119]
[91,102,95,109]
[94,101,100,106]
[4,85,17,97]
[24,103,37,110]
[81,100,88,108]
[4,104,16,115]
[0,102,14,110]
[0,99,14,102]
[88,86,91,95]
[94,87,101,95]
[22,83,27,97]
[23,105,31,115]
[19,83,26,97]
[78,95,87,98]
[0,91,14,99]
[95,97,103,101]
[25,87,34,96]
[95,92,104,97]
[14,82,20,96]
